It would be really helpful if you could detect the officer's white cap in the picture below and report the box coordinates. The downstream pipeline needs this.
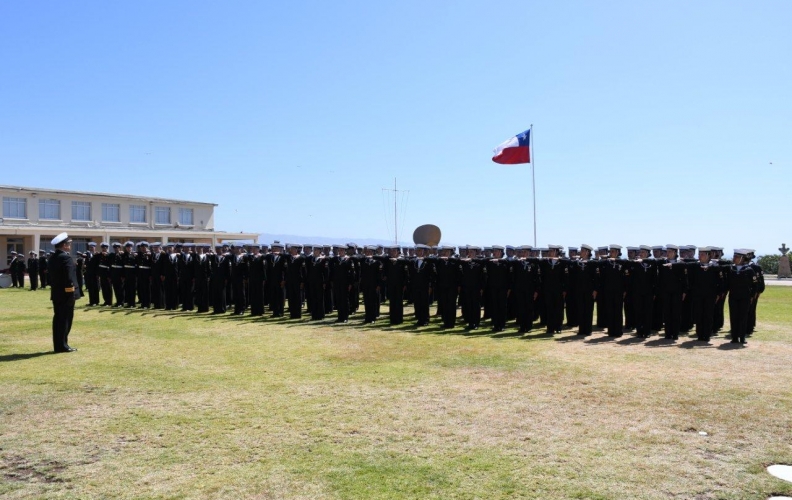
[51,232,70,246]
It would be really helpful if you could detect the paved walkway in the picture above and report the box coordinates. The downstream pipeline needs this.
[764,275,792,287]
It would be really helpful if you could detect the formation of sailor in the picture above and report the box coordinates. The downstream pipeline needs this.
[8,241,765,346]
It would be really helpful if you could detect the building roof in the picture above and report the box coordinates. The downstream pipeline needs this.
[0,185,217,207]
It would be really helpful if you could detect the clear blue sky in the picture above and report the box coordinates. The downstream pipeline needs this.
[1,1,789,254]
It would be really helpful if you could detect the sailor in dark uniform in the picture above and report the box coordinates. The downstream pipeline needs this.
[329,244,355,323]
[38,250,49,289]
[409,244,435,327]
[594,246,609,329]
[564,247,580,329]
[359,245,384,324]
[192,244,210,313]
[136,242,153,309]
[629,245,657,338]
[121,241,137,308]
[458,246,485,330]
[266,242,287,318]
[428,245,460,329]
[539,245,567,334]
[650,245,665,331]
[97,243,113,306]
[209,244,230,314]
[149,242,164,309]
[322,245,334,314]
[658,245,688,340]
[486,245,512,333]
[9,251,19,287]
[746,250,764,335]
[710,247,730,333]
[48,233,82,352]
[247,244,267,316]
[27,251,39,290]
[599,245,629,337]
[284,244,306,319]
[84,242,99,305]
[679,245,698,332]
[688,247,722,342]
[162,243,180,310]
[512,245,541,334]
[179,244,196,311]
[109,242,125,307]
[307,245,329,320]
[623,246,638,331]
[375,245,409,325]
[75,252,85,292]
[229,244,248,315]
[572,244,599,336]
[728,249,757,345]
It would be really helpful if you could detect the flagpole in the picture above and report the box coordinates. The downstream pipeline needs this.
[530,124,536,247]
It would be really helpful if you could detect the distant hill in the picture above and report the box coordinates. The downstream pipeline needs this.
[257,233,411,247]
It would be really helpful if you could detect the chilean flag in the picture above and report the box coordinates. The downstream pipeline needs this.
[492,129,531,164]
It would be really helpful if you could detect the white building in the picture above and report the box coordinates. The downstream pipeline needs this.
[1,185,258,265]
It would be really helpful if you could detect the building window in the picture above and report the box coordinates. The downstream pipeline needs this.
[72,201,91,221]
[178,208,193,226]
[155,206,171,225]
[102,203,120,222]
[6,238,24,265]
[2,197,27,219]
[39,199,61,220]
[130,204,147,223]
[71,238,89,256]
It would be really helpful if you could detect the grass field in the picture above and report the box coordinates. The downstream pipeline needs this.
[1,285,791,499]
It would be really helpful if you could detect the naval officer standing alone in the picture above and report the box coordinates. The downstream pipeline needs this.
[49,233,83,352]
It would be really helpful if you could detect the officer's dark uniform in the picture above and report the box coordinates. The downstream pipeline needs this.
[109,245,125,306]
[38,251,49,289]
[97,245,113,306]
[136,243,153,308]
[486,249,512,333]
[285,250,306,319]
[409,247,435,327]
[307,253,329,320]
[728,252,756,344]
[209,249,230,314]
[572,251,599,336]
[266,247,287,317]
[599,250,629,338]
[27,253,39,290]
[162,246,180,310]
[376,250,409,325]
[9,253,19,287]
[539,251,567,334]
[85,244,100,305]
[193,247,210,313]
[48,236,82,352]
[330,250,355,323]
[122,244,137,307]
[428,250,460,329]
[689,250,722,342]
[747,253,764,334]
[628,251,657,338]
[512,250,541,334]
[360,249,384,323]
[658,247,688,340]
[180,245,196,311]
[248,249,267,316]
[150,244,164,309]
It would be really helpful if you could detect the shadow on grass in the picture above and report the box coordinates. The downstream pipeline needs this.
[678,339,716,349]
[554,334,587,343]
[643,338,678,348]
[616,336,647,346]
[520,331,555,341]
[0,351,57,363]
[584,335,617,344]
[717,341,746,350]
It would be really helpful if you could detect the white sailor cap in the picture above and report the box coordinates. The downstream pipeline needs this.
[272,241,284,248]
[548,244,563,250]
[698,246,711,252]
[467,246,482,252]
[609,244,622,250]
[138,241,150,247]
[710,246,723,252]
[51,232,70,246]
[415,244,430,250]
[492,245,505,251]
[597,246,608,251]
[651,245,664,250]
[87,241,97,247]
[150,241,161,247]
[505,245,515,251]
[516,245,532,251]
[626,246,638,251]
[124,241,134,247]
[682,245,696,251]
[734,248,749,256]
[364,245,378,251]
[581,244,593,251]
[639,245,652,251]
[666,244,679,250]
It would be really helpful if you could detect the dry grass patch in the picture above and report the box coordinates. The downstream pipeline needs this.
[1,286,791,499]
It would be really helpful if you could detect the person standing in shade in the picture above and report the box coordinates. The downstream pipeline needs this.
[136,242,153,309]
[85,242,100,305]
[9,251,20,288]
[746,250,764,335]
[109,242,125,307]
[48,233,82,352]
[27,251,39,291]
[149,242,164,309]
[97,243,113,306]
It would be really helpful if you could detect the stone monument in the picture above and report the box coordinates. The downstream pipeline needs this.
[778,244,791,279]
